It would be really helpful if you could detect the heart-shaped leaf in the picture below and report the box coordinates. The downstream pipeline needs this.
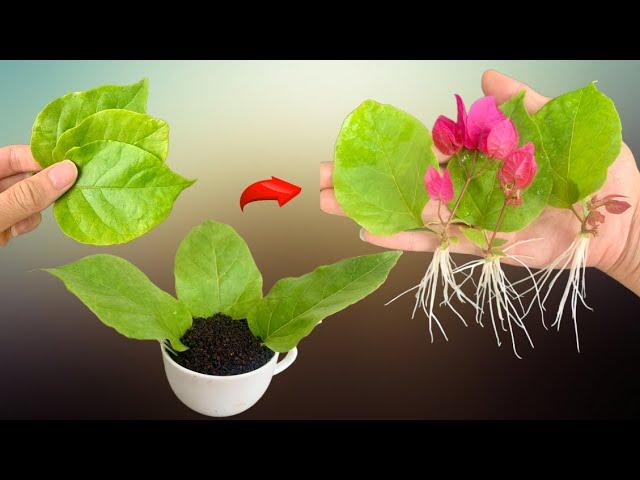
[175,221,263,320]
[333,100,438,236]
[533,82,622,207]
[248,251,402,352]
[52,109,169,163]
[31,79,148,168]
[44,254,192,352]
[55,140,194,245]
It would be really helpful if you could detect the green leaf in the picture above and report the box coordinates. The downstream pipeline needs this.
[533,83,622,207]
[175,221,263,319]
[31,79,148,168]
[460,227,487,249]
[333,100,438,236]
[248,251,402,352]
[448,92,553,232]
[491,238,508,248]
[54,141,194,245]
[52,109,169,163]
[44,254,192,352]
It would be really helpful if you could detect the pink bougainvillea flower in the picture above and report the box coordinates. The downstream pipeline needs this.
[483,118,519,160]
[432,94,467,156]
[425,166,454,203]
[499,143,536,189]
[454,94,467,141]
[464,96,506,150]
[432,116,461,156]
[498,142,537,206]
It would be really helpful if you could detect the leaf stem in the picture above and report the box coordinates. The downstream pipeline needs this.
[570,205,584,223]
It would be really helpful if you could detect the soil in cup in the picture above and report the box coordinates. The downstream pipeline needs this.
[172,313,274,376]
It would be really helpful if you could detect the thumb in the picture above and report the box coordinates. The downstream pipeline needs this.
[0,160,77,232]
[481,70,550,114]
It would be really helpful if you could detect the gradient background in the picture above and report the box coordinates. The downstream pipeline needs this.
[1,61,639,419]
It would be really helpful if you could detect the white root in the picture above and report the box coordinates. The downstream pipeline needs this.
[521,234,592,352]
[454,255,536,359]
[385,246,478,343]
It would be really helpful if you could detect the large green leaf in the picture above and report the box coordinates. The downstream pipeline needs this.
[175,221,263,319]
[448,92,553,232]
[54,140,194,245]
[333,100,437,236]
[533,83,622,207]
[248,251,402,352]
[44,254,192,352]
[31,79,148,168]
[52,109,169,163]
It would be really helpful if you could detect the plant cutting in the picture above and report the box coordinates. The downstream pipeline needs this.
[516,83,627,351]
[334,94,550,356]
[333,82,629,356]
[44,220,401,416]
[30,79,194,245]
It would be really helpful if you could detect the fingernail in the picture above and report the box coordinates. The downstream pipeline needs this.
[11,217,31,237]
[359,228,366,241]
[48,160,77,190]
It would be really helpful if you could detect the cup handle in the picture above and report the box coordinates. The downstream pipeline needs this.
[273,347,298,375]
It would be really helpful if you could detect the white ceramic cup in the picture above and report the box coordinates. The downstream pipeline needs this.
[161,345,298,417]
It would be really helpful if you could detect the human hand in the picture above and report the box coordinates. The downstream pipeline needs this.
[321,70,640,295]
[0,145,77,246]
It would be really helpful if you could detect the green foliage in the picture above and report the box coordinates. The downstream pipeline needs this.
[533,83,622,207]
[448,92,553,232]
[47,222,402,355]
[31,79,148,168]
[55,141,194,245]
[333,100,438,235]
[45,254,192,352]
[30,79,192,245]
[175,221,263,319]
[247,251,402,352]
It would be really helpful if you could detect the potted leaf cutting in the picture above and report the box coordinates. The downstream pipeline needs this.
[45,220,401,417]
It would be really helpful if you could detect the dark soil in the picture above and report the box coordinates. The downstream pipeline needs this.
[171,313,274,376]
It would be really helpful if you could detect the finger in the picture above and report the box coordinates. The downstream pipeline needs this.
[320,162,334,190]
[0,212,42,246]
[12,212,42,237]
[0,172,32,192]
[320,188,345,216]
[481,70,550,114]
[0,145,41,178]
[360,228,483,256]
[0,160,77,231]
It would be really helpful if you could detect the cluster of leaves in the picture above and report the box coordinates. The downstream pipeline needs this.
[333,83,622,239]
[31,79,194,245]
[45,221,401,353]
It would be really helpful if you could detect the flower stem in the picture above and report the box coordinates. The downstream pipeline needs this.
[487,200,508,252]
[444,178,469,230]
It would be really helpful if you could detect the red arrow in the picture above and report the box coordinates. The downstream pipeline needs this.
[240,176,302,211]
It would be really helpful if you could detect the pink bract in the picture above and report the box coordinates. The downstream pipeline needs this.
[483,118,519,160]
[464,96,506,150]
[432,116,461,156]
[432,94,467,156]
[425,166,454,203]
[499,143,537,190]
